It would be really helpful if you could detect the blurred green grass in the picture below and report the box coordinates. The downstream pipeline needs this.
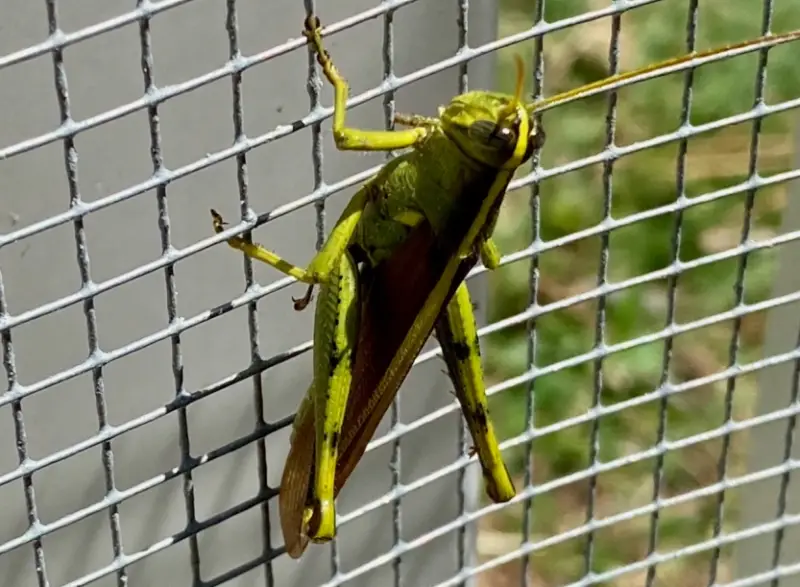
[478,1,800,585]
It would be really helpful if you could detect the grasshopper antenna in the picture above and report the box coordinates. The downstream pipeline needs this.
[527,29,800,116]
[500,54,526,120]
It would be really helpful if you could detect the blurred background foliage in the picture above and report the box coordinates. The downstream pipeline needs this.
[476,0,800,585]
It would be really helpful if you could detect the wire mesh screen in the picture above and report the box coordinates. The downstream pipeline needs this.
[1,0,799,586]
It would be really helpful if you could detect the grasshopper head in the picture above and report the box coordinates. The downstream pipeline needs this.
[440,55,544,169]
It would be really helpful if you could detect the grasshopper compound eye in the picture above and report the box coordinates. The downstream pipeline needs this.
[492,125,520,154]
[467,120,519,153]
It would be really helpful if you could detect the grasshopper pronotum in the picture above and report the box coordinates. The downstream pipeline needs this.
[211,15,800,558]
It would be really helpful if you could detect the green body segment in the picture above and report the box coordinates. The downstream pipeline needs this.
[355,131,496,266]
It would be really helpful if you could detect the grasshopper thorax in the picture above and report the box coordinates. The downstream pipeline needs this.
[440,90,542,169]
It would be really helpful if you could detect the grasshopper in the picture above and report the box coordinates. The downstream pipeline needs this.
[211,15,800,558]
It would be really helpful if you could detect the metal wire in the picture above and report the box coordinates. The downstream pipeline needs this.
[225,0,277,583]
[1,0,799,586]
[0,271,47,585]
[644,2,698,585]
[381,7,403,586]
[136,1,203,584]
[707,2,775,584]
[519,0,545,582]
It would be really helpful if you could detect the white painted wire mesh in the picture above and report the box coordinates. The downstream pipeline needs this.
[1,0,799,586]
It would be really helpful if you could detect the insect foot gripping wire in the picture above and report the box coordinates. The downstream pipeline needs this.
[210,14,800,558]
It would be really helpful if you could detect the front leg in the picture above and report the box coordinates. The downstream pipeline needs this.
[478,200,503,270]
[303,15,431,151]
[394,112,440,129]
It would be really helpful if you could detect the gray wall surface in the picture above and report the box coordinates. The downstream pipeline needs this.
[734,125,800,585]
[0,1,498,586]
